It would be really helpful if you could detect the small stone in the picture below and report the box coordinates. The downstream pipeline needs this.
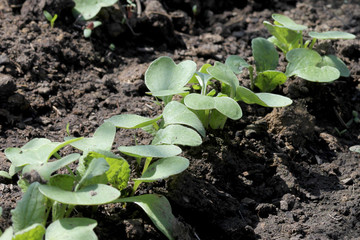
[280,200,289,211]
[341,177,353,185]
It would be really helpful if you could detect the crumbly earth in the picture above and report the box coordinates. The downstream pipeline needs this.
[0,0,359,239]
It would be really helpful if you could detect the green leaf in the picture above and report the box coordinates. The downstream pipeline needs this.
[13,224,45,240]
[103,155,130,191]
[163,101,206,137]
[49,174,74,191]
[308,31,355,40]
[225,55,250,74]
[45,218,97,240]
[135,156,189,182]
[39,184,120,205]
[0,227,13,240]
[78,157,109,188]
[22,153,80,181]
[207,62,239,97]
[83,29,92,38]
[145,57,196,97]
[263,21,303,53]
[252,37,279,72]
[294,65,340,82]
[214,97,242,120]
[43,11,53,22]
[105,114,162,129]
[0,171,11,179]
[11,182,47,233]
[317,55,350,77]
[152,125,202,146]
[208,109,228,129]
[73,0,117,20]
[272,14,307,31]
[235,86,293,107]
[118,145,182,158]
[184,94,215,110]
[255,70,287,92]
[5,138,82,168]
[194,72,213,95]
[66,122,116,154]
[350,145,360,153]
[285,48,322,76]
[115,194,180,240]
[188,64,212,84]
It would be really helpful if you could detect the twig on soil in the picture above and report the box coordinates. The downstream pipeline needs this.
[194,231,201,240]
[333,107,348,129]
[52,106,62,116]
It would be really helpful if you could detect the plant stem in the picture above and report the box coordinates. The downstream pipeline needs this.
[142,157,152,175]
[53,152,61,159]
[65,165,76,178]
[64,205,75,218]
[309,38,317,49]
[249,66,255,90]
[131,180,142,195]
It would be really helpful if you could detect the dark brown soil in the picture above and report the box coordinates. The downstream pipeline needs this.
[1,0,360,239]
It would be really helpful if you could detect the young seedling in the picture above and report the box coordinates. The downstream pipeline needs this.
[43,10,58,28]
[83,21,102,38]
[264,14,355,82]
[226,37,288,92]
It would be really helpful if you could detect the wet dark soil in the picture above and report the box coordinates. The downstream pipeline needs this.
[0,0,360,239]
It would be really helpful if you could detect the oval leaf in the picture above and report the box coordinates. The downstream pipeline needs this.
[39,184,120,205]
[225,55,250,74]
[135,156,189,182]
[115,194,180,240]
[145,57,196,96]
[46,218,97,240]
[214,97,242,120]
[118,145,182,158]
[294,65,340,82]
[207,62,239,97]
[163,101,206,137]
[152,125,202,146]
[105,114,162,129]
[285,48,322,76]
[255,70,287,92]
[184,93,215,110]
[252,37,279,72]
[317,55,350,77]
[309,31,355,40]
[272,14,307,31]
[73,0,117,20]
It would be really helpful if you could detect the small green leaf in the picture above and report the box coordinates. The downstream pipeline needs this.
[235,86,292,107]
[163,101,206,137]
[78,157,109,188]
[255,70,287,92]
[214,97,242,120]
[13,224,45,240]
[184,94,215,110]
[317,55,350,77]
[350,145,360,153]
[118,145,182,158]
[152,125,202,146]
[115,194,180,240]
[145,57,196,97]
[207,62,239,97]
[294,65,340,82]
[135,156,189,182]
[252,37,279,72]
[83,29,92,38]
[0,171,11,179]
[285,48,322,76]
[309,31,355,40]
[272,14,307,31]
[39,184,120,205]
[188,64,212,84]
[49,174,74,191]
[22,153,80,181]
[5,138,82,168]
[225,55,250,74]
[11,183,47,233]
[66,122,116,154]
[43,11,53,22]
[73,0,118,20]
[106,114,162,129]
[45,218,97,240]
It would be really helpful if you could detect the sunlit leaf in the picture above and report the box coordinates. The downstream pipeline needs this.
[118,145,182,158]
[152,125,202,146]
[46,218,97,240]
[73,0,117,20]
[13,224,45,240]
[225,55,250,74]
[309,31,355,40]
[255,70,287,92]
[272,14,307,31]
[105,114,162,129]
[252,37,279,72]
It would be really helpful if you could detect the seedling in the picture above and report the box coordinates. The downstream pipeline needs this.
[43,10,58,28]
[226,37,288,92]
[83,21,102,38]
[72,0,117,20]
[264,14,355,82]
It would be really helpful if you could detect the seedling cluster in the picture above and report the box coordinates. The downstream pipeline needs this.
[0,13,356,240]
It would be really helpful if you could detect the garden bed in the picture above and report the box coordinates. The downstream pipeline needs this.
[0,0,359,239]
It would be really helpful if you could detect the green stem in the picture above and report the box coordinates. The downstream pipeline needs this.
[309,38,317,49]
[249,66,255,91]
[131,180,142,196]
[142,157,152,175]
[64,205,75,218]
[65,165,75,178]
[204,109,210,129]
[152,122,160,131]
[53,152,61,159]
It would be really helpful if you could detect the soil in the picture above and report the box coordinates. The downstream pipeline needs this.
[0,0,360,239]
